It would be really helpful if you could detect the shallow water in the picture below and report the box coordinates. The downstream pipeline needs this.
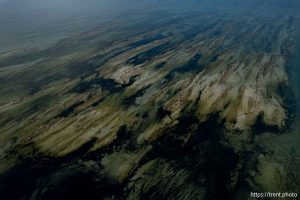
[293,32,300,115]
[286,30,300,154]
[0,0,156,52]
[0,1,300,199]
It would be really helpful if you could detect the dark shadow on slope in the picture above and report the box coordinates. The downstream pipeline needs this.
[140,113,239,200]
[127,42,172,65]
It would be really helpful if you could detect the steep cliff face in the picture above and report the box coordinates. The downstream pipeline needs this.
[0,0,299,199]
